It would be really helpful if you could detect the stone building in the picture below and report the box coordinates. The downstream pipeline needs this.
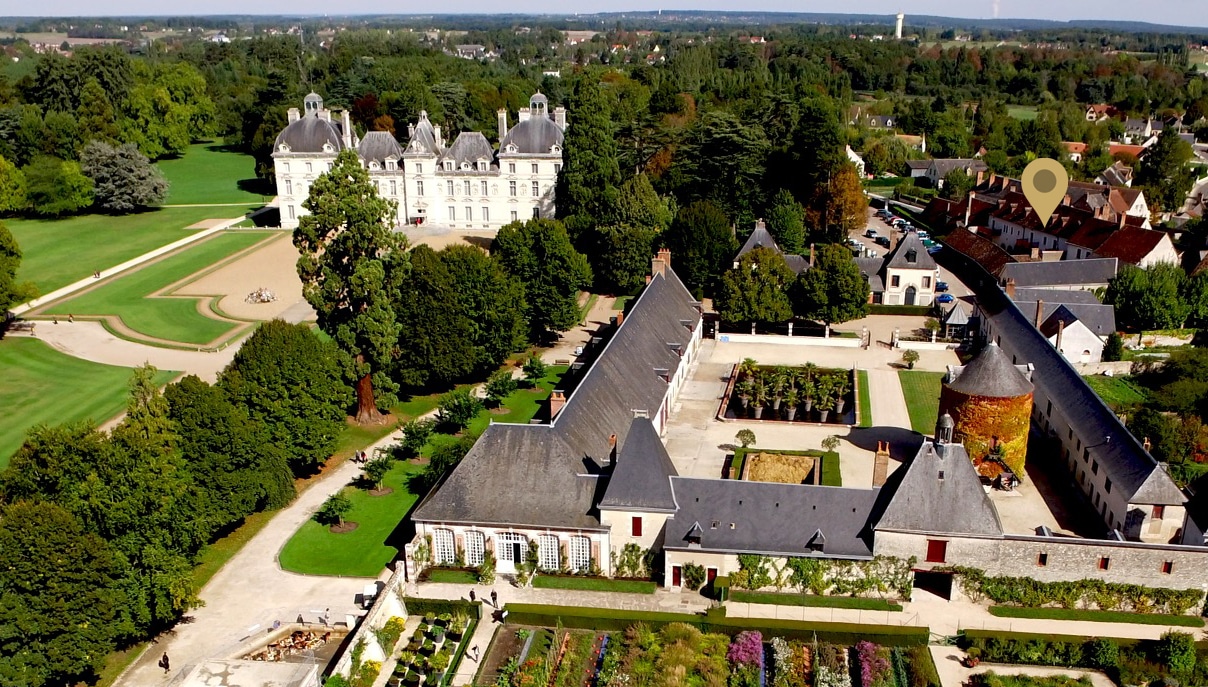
[272,92,564,230]
[940,342,1034,478]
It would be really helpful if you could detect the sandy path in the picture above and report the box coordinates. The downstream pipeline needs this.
[174,232,312,322]
[12,324,238,382]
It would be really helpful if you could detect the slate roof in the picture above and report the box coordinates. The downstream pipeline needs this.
[412,266,702,530]
[1016,301,1117,338]
[599,418,679,512]
[405,113,442,155]
[500,114,564,156]
[735,222,810,273]
[274,114,345,153]
[1009,288,1101,305]
[943,302,969,326]
[927,158,989,177]
[874,438,1005,537]
[855,257,884,293]
[357,131,404,164]
[1094,227,1168,266]
[885,233,937,271]
[665,477,878,559]
[440,132,495,169]
[999,259,1118,287]
[944,228,1017,276]
[945,341,1033,398]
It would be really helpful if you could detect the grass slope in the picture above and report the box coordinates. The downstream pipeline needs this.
[898,370,943,434]
[47,231,271,345]
[157,143,272,206]
[532,576,657,594]
[0,338,177,468]
[989,605,1204,627]
[278,460,425,577]
[1082,375,1148,409]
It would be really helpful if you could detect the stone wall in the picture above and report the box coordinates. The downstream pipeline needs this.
[329,569,408,679]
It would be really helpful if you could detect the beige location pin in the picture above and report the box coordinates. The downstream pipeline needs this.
[1021,158,1069,226]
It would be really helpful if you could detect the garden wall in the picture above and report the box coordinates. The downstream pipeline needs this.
[328,569,407,678]
[717,333,863,348]
[894,339,959,351]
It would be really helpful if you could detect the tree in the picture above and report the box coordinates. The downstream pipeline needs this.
[0,501,126,687]
[902,349,920,369]
[817,163,869,243]
[438,245,528,373]
[1136,128,1195,213]
[294,148,407,423]
[821,435,841,453]
[0,154,26,213]
[941,167,975,200]
[765,189,806,255]
[120,62,215,159]
[593,224,659,294]
[437,387,484,430]
[393,244,478,388]
[790,97,845,202]
[791,244,871,332]
[614,174,674,232]
[662,200,738,299]
[736,428,756,448]
[556,72,621,242]
[22,156,93,217]
[316,493,353,527]
[79,141,169,213]
[1156,631,1196,675]
[219,320,350,471]
[363,456,393,491]
[76,78,121,146]
[492,218,592,342]
[676,110,770,227]
[715,247,795,330]
[523,354,548,381]
[1106,263,1189,330]
[1102,332,1125,362]
[0,221,35,312]
[485,369,519,407]
[398,418,435,459]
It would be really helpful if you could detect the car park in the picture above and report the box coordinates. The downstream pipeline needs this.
[916,230,930,240]
[935,293,955,304]
[936,281,949,292]
[927,245,943,255]
[875,236,891,247]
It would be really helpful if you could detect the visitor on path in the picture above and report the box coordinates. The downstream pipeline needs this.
[469,589,476,602]
[490,590,498,607]
[472,645,480,662]
[67,314,73,323]
[159,653,170,674]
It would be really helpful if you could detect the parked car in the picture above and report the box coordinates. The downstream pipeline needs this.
[875,236,891,248]
[847,237,861,247]
[865,228,879,238]
[927,245,943,255]
[936,281,950,292]
[917,230,931,240]
[936,293,955,304]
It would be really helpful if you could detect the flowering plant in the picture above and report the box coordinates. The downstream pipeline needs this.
[726,631,764,668]
[855,641,890,687]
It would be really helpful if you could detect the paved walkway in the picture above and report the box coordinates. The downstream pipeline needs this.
[865,369,912,431]
[930,646,1115,687]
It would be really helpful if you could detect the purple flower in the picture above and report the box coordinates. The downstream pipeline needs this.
[727,631,764,668]
[856,641,889,687]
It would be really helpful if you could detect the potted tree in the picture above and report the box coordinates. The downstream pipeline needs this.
[784,386,800,422]
[738,358,759,381]
[816,394,836,423]
[770,366,790,412]
[752,380,769,419]
[832,374,850,416]
[902,349,920,370]
[736,379,754,410]
[801,377,815,413]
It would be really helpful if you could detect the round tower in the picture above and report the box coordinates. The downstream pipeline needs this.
[939,342,1034,478]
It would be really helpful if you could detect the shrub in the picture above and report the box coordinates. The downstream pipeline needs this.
[438,388,483,430]
[398,418,435,458]
[856,641,892,687]
[727,630,764,667]
[374,616,407,652]
[315,493,352,526]
[478,549,496,585]
[1086,638,1119,669]
[901,349,920,369]
[903,645,941,687]
[523,355,548,381]
[485,369,519,406]
[1156,631,1196,675]
[682,563,707,591]
[736,428,756,448]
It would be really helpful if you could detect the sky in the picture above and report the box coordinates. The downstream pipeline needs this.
[14,0,1207,29]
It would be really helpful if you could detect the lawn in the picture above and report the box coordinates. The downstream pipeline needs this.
[988,605,1204,627]
[1082,375,1148,410]
[532,575,658,594]
[730,591,903,611]
[858,370,872,427]
[46,231,272,345]
[1007,105,1039,121]
[157,142,272,206]
[8,205,261,295]
[612,295,633,311]
[0,338,177,468]
[466,365,567,436]
[898,370,943,434]
[425,568,479,584]
[278,460,425,577]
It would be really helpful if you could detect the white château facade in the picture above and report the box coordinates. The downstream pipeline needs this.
[273,92,565,230]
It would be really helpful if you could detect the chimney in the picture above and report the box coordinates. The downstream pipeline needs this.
[615,311,624,326]
[809,243,816,265]
[497,108,508,141]
[341,110,353,149]
[518,107,531,123]
[1143,436,1152,452]
[965,191,975,227]
[554,106,567,130]
[318,109,331,122]
[1030,246,1040,260]
[1118,212,1127,229]
[657,247,671,269]
[1005,278,1016,299]
[609,433,618,465]
[1055,318,1065,352]
[433,125,442,148]
[652,248,670,277]
[408,123,415,138]
[287,107,300,123]
[550,390,567,418]
[1034,300,1044,328]
[976,170,985,186]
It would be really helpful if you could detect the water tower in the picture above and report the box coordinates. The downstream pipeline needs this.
[895,13,904,39]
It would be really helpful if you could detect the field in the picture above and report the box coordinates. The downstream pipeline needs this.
[0,337,177,468]
[1082,375,1148,410]
[45,231,273,346]
[156,143,272,205]
[898,370,944,434]
[1007,105,1039,121]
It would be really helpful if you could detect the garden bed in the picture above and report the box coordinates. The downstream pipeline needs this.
[532,575,657,594]
[723,362,859,426]
[730,590,902,611]
[733,448,842,487]
[988,606,1204,627]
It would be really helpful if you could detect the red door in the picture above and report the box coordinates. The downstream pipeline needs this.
[707,568,718,585]
[672,565,682,587]
[926,539,948,563]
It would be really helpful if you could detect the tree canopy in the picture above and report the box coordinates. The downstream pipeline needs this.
[79,141,169,213]
[492,218,592,341]
[715,246,795,327]
[791,244,871,328]
[662,200,737,299]
[0,221,35,312]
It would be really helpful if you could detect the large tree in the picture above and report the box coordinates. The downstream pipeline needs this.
[1136,128,1195,213]
[662,200,738,299]
[120,62,215,160]
[80,141,169,213]
[294,148,407,422]
[791,244,871,333]
[1107,263,1190,330]
[21,156,92,217]
[817,163,869,243]
[675,110,770,227]
[614,174,674,232]
[555,71,621,243]
[437,244,528,372]
[715,246,795,330]
[0,154,26,213]
[492,218,592,342]
[219,320,350,470]
[593,224,660,295]
[0,221,35,313]
[394,244,479,387]
[765,188,806,255]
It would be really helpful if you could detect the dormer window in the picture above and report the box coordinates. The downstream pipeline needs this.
[322,143,333,153]
[386,160,395,171]
[369,162,380,170]
[506,144,518,153]
[807,529,826,552]
[906,248,917,263]
[477,160,488,171]
[551,144,562,154]
[444,161,454,171]
[278,144,291,153]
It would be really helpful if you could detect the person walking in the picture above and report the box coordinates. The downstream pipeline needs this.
[159,653,170,674]
[469,589,476,603]
[490,590,498,607]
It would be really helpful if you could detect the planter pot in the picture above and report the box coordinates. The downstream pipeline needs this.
[772,398,782,411]
[740,398,750,409]
[835,399,846,415]
[753,406,764,419]
[818,410,830,423]
[804,399,814,412]
[786,408,797,422]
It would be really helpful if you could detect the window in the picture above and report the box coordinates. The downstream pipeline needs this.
[390,180,396,196]
[569,536,591,572]
[465,206,472,221]
[464,531,485,566]
[925,539,947,563]
[555,163,562,174]
[1161,561,1174,574]
[283,162,290,172]
[448,206,456,221]
[937,471,945,481]
[508,163,516,174]
[631,516,643,537]
[511,211,518,222]
[1153,505,1165,519]
[509,181,517,197]
[433,529,455,565]
[288,205,295,220]
[532,181,540,197]
[417,181,424,196]
[1068,427,1074,440]
[306,162,312,173]
[464,180,471,196]
[891,275,900,288]
[1046,400,1052,416]
[481,180,488,196]
[923,276,932,288]
[285,179,292,195]
[446,180,454,196]
[386,160,395,171]
[1037,552,1048,567]
[1083,448,1090,462]
[416,163,423,174]
[1091,460,1098,475]
[1098,556,1110,570]
[482,207,489,222]
[533,207,540,219]
[537,534,559,571]
[532,163,539,174]
[1104,478,1112,493]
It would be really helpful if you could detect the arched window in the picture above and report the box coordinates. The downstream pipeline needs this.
[538,534,559,571]
[569,536,591,572]
[432,529,455,565]
[464,531,485,566]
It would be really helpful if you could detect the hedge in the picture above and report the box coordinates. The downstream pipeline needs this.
[944,566,1204,616]
[988,606,1205,627]
[532,575,657,594]
[869,305,935,316]
[501,603,929,646]
[730,590,903,611]
[403,597,483,620]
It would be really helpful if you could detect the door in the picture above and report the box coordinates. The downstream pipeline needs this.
[707,568,718,585]
[512,542,523,566]
[925,539,948,563]
[905,286,917,306]
[671,565,682,587]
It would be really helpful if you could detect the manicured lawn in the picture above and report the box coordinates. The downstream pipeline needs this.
[466,366,567,436]
[425,568,479,584]
[1007,105,1039,121]
[0,338,177,468]
[46,231,272,345]
[579,293,599,324]
[157,142,272,206]
[532,575,658,594]
[8,205,261,294]
[278,460,425,577]
[730,591,903,611]
[613,295,633,311]
[988,605,1204,627]
[857,370,872,427]
[898,370,943,434]
[1082,375,1148,410]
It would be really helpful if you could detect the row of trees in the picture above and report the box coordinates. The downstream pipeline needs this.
[0,320,349,687]
[1105,260,1208,331]
[0,141,168,217]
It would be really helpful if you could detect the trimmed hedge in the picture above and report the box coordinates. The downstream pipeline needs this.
[501,603,929,646]
[403,597,483,620]
[730,590,902,611]
[870,305,935,316]
[989,605,1205,627]
[946,566,1204,616]
[532,575,657,594]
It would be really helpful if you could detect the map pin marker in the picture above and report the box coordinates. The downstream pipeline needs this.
[1021,158,1069,227]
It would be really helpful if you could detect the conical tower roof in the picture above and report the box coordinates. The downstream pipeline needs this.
[945,342,1033,398]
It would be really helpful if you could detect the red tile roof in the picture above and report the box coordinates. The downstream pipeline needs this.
[1093,226,1169,265]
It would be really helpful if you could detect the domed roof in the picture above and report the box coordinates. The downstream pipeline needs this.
[945,342,1034,398]
[274,115,344,154]
[499,115,564,156]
